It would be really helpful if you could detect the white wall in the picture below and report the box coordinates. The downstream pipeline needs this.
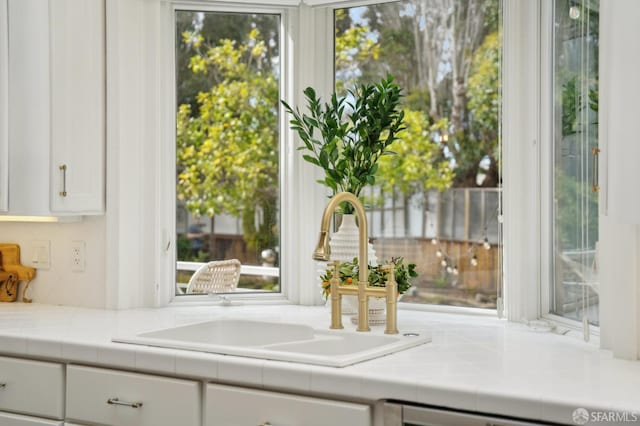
[598,0,640,360]
[0,217,106,308]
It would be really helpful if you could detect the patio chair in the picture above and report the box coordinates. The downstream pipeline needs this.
[186,259,241,294]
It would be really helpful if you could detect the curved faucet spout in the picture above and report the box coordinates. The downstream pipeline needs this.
[312,192,369,286]
[313,192,397,334]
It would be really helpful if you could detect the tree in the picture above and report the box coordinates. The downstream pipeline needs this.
[464,30,500,187]
[335,9,380,95]
[176,28,279,254]
[377,109,453,196]
[344,0,500,189]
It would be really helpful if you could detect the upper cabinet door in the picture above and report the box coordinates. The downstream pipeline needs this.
[49,0,105,214]
[0,0,8,212]
[6,0,52,217]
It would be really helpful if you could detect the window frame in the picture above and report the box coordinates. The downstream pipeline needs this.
[328,0,502,317]
[165,1,294,305]
[162,0,597,329]
[538,0,600,336]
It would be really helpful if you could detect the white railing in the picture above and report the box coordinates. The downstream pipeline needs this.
[177,261,279,277]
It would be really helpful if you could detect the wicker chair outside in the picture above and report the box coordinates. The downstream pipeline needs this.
[186,259,241,294]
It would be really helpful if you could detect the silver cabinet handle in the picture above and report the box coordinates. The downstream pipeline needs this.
[592,147,600,192]
[59,164,68,197]
[107,398,143,408]
[0,383,6,388]
[258,423,272,426]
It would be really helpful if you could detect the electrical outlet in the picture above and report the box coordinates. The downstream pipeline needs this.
[71,241,85,272]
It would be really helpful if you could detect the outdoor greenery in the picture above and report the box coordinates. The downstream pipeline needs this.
[176,15,280,255]
[335,0,501,192]
[174,3,503,303]
[282,76,405,209]
[320,257,418,299]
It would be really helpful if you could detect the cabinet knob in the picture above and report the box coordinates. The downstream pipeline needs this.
[59,164,68,197]
[107,397,143,408]
[0,383,6,388]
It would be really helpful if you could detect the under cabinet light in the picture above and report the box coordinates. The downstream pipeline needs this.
[0,215,82,223]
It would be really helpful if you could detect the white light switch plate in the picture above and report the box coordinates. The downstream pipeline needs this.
[30,240,51,270]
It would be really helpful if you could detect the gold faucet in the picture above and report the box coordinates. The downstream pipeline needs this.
[312,192,398,334]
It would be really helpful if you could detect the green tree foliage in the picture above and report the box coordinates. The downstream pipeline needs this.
[335,9,380,95]
[377,109,453,196]
[465,30,501,187]
[282,76,405,208]
[176,28,278,251]
[338,1,502,190]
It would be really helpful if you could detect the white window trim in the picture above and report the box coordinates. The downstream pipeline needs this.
[501,0,542,323]
[164,2,293,305]
[158,0,553,322]
[160,1,335,306]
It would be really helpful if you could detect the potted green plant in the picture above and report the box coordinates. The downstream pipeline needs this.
[281,75,405,212]
[320,257,418,300]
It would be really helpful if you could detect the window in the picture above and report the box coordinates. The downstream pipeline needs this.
[334,0,502,309]
[174,10,281,296]
[549,0,599,326]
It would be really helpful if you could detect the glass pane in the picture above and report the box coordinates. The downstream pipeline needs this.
[551,0,599,325]
[174,11,281,295]
[335,0,502,309]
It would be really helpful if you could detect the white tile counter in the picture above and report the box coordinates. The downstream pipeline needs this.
[0,303,638,425]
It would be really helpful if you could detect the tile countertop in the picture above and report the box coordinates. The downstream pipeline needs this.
[0,303,639,425]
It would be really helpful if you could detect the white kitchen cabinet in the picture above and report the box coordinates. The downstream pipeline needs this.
[205,383,371,426]
[0,0,8,212]
[66,365,201,426]
[49,0,105,214]
[5,0,51,217]
[0,412,64,426]
[0,356,65,419]
[1,0,104,218]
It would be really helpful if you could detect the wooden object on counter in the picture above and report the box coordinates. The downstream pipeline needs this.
[0,243,36,303]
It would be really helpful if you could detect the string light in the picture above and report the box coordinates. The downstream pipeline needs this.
[483,237,491,250]
[569,5,580,20]
[431,238,438,245]
[446,265,453,274]
[436,249,443,258]
[452,266,459,275]
[471,255,478,267]
[440,259,448,267]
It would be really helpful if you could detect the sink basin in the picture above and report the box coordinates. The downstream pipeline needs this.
[113,319,430,367]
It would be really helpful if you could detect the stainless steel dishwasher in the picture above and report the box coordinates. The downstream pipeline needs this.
[382,402,558,426]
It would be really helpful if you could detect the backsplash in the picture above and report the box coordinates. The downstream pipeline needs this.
[0,216,106,308]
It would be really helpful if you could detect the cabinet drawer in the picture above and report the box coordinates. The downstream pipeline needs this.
[66,365,200,426]
[0,411,63,426]
[205,383,371,426]
[0,356,65,419]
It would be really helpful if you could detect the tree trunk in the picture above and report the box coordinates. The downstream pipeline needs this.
[209,215,216,260]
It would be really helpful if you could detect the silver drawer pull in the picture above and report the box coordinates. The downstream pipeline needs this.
[258,423,272,426]
[107,398,143,408]
[59,164,68,197]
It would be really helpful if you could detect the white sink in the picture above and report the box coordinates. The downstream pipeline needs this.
[113,319,430,367]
